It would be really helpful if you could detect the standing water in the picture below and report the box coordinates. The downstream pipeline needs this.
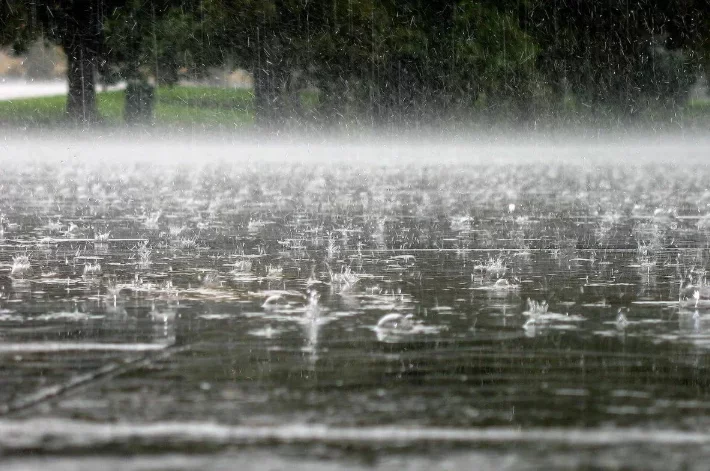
[1,136,710,470]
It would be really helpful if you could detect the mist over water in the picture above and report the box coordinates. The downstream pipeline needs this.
[4,130,710,166]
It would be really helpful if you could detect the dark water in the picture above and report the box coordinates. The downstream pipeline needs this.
[2,140,710,469]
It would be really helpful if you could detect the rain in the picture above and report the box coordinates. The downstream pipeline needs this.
[2,1,710,470]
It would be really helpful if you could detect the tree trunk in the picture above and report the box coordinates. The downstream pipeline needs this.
[63,3,101,124]
[253,64,275,127]
[65,39,98,123]
[124,80,155,124]
[254,64,289,128]
[253,31,288,129]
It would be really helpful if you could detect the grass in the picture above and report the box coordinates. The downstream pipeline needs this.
[0,94,72,125]
[0,84,709,130]
[0,85,255,128]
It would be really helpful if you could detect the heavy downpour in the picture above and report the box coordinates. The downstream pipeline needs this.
[2,1,710,470]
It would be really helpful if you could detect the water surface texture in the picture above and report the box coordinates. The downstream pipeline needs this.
[2,139,710,469]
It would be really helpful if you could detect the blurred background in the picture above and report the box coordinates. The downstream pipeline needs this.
[1,1,710,131]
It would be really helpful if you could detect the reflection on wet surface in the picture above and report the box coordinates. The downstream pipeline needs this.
[2,148,710,467]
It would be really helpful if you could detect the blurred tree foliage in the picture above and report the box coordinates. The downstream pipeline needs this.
[102,1,203,121]
[1,0,124,122]
[1,0,709,126]
[529,0,707,120]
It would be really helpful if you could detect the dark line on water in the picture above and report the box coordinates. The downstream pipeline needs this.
[0,344,190,417]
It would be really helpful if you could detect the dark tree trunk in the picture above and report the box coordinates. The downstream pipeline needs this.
[253,31,288,129]
[317,71,346,125]
[254,64,289,128]
[372,62,403,129]
[65,39,98,122]
[253,65,275,127]
[62,3,101,124]
[124,81,155,124]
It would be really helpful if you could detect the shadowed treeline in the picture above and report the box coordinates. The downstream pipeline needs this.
[1,1,709,128]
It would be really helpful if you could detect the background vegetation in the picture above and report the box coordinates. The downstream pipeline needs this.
[1,0,709,129]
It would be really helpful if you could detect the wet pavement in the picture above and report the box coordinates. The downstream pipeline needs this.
[1,138,710,469]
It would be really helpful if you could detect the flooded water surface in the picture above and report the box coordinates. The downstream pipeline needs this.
[2,138,710,469]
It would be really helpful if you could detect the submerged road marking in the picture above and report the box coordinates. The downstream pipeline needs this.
[1,419,710,448]
[0,343,168,353]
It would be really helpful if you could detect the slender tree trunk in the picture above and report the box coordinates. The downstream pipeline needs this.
[124,80,155,124]
[253,64,274,126]
[63,3,101,124]
[317,70,345,125]
[254,64,289,128]
[253,30,288,128]
[372,62,400,128]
